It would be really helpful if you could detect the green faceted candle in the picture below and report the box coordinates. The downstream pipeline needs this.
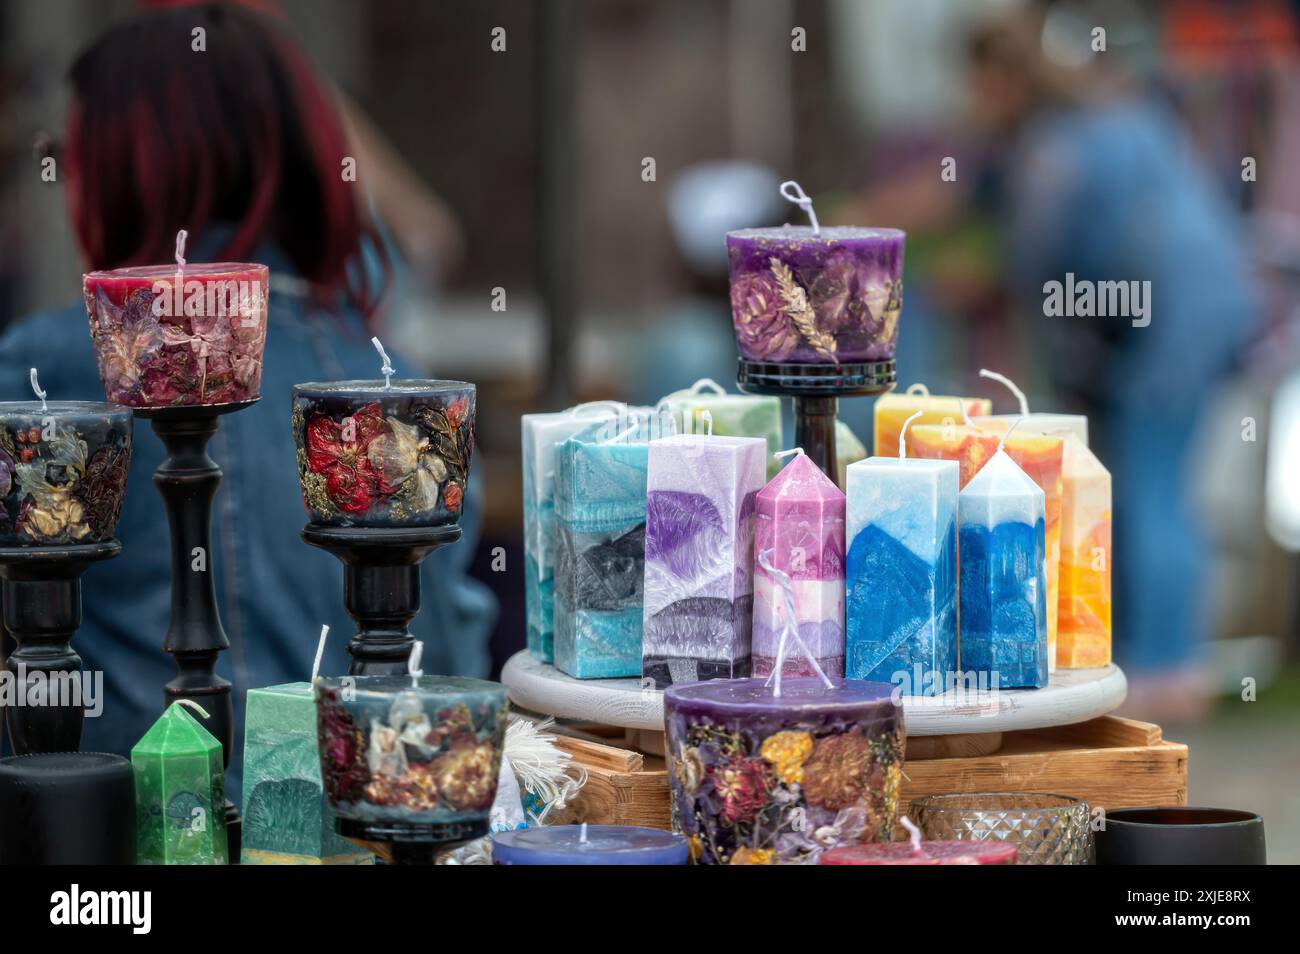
[131,702,227,865]
[240,683,371,865]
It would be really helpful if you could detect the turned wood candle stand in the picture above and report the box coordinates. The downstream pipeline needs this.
[737,358,895,487]
[0,540,120,755]
[300,524,462,675]
[136,398,257,862]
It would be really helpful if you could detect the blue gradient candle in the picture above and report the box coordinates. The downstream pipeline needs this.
[958,450,1049,688]
[491,823,688,865]
[845,456,959,692]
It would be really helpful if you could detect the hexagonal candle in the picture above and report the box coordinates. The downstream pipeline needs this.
[292,379,475,528]
[958,448,1049,689]
[664,677,904,865]
[553,411,669,678]
[726,225,905,365]
[844,443,959,692]
[753,450,845,678]
[873,388,991,458]
[83,253,268,408]
[522,405,621,663]
[131,701,228,864]
[1056,436,1112,667]
[905,422,1064,670]
[642,434,767,688]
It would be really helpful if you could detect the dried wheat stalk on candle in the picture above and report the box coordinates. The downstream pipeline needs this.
[769,257,837,363]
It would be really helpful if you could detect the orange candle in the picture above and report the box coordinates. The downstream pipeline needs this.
[873,390,991,459]
[1056,436,1112,667]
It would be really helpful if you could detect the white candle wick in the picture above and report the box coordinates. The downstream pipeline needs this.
[371,336,395,390]
[687,378,726,396]
[174,229,188,269]
[29,368,47,413]
[311,624,330,683]
[700,408,713,436]
[906,382,930,397]
[979,368,1030,417]
[900,815,925,856]
[175,698,211,721]
[957,396,985,434]
[779,180,821,235]
[774,447,805,461]
[997,415,1025,456]
[579,822,588,844]
[408,639,424,686]
[898,410,923,460]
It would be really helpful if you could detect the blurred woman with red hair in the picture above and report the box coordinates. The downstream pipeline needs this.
[0,3,495,775]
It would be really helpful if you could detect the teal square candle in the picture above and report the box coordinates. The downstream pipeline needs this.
[131,702,227,865]
[240,683,372,865]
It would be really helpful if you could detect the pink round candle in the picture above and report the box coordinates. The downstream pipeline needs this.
[83,262,269,408]
[821,839,1018,865]
[753,452,845,677]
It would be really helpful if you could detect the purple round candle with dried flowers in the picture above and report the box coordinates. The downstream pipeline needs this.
[727,226,904,364]
[83,263,268,407]
[314,674,507,832]
[664,676,904,865]
[0,402,132,546]
[292,380,475,528]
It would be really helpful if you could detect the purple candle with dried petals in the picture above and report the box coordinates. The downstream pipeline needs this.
[727,226,904,364]
[753,452,845,677]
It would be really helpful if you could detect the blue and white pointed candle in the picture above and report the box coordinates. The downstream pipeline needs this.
[845,411,959,694]
[958,419,1049,689]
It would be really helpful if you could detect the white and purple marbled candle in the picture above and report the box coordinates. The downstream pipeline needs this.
[753,452,846,678]
[642,435,767,689]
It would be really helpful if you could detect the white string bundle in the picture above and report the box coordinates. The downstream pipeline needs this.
[504,716,588,824]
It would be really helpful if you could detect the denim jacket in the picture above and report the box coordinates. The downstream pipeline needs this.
[0,242,496,796]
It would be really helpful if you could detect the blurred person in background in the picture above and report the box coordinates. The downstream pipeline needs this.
[0,3,496,783]
[969,2,1261,718]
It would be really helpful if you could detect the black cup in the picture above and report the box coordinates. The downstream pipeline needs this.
[1096,807,1266,865]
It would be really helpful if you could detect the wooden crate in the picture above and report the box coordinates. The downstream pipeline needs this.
[552,716,1186,830]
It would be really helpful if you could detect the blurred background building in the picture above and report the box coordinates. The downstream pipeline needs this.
[2,0,1296,856]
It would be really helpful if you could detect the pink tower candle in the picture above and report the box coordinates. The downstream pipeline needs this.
[753,449,846,678]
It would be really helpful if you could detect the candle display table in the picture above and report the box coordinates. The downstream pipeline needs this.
[301,525,462,675]
[0,540,120,754]
[737,358,894,487]
[137,398,258,860]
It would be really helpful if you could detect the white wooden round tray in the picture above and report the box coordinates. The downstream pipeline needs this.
[501,650,1127,737]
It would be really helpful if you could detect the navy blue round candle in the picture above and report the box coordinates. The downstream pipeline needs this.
[491,824,689,865]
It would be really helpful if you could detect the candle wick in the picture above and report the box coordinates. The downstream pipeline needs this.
[174,698,211,721]
[779,180,821,236]
[900,815,925,857]
[579,822,588,844]
[774,447,804,461]
[979,368,1030,417]
[371,336,395,390]
[758,549,834,696]
[905,382,930,398]
[174,229,188,269]
[29,368,47,413]
[700,408,713,437]
[898,410,923,459]
[408,639,424,686]
[311,624,330,683]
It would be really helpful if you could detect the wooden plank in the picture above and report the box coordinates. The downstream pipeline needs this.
[1031,715,1162,748]
[554,735,643,774]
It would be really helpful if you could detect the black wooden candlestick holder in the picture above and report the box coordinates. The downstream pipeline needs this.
[301,524,462,675]
[136,398,257,862]
[737,358,896,487]
[336,817,483,866]
[0,540,120,755]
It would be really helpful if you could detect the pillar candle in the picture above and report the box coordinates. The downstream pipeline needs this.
[642,434,766,688]
[661,380,782,477]
[664,677,904,864]
[84,262,268,407]
[491,823,689,865]
[315,675,507,837]
[845,456,959,692]
[726,227,905,364]
[958,450,1049,688]
[873,391,991,458]
[553,414,666,678]
[0,401,132,545]
[906,423,1064,670]
[821,839,1017,865]
[292,380,475,528]
[522,406,621,662]
[753,452,846,678]
[131,702,228,865]
[975,413,1088,448]
[240,683,373,865]
[1056,436,1112,667]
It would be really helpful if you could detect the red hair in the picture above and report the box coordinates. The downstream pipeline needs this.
[66,2,386,319]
